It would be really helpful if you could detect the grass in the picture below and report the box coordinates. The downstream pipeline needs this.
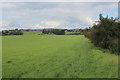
[0,36,2,79]
[65,32,82,35]
[23,31,42,35]
[2,31,118,78]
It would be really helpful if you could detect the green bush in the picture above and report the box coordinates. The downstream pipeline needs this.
[84,14,119,54]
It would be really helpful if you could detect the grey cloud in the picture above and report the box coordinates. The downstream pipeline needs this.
[2,0,119,2]
[1,2,118,29]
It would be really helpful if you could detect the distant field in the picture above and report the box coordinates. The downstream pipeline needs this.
[2,32,118,78]
[23,31,42,35]
[0,36,2,79]
[23,31,82,35]
[65,32,82,35]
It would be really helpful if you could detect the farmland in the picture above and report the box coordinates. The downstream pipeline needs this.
[2,32,118,78]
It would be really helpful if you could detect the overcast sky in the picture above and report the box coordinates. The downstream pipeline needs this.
[1,0,119,2]
[1,2,118,30]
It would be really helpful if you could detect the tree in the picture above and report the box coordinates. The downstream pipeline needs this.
[42,29,65,35]
[2,29,23,36]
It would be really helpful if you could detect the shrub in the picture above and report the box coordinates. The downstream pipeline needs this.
[84,14,119,54]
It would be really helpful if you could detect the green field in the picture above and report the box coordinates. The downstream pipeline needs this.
[0,36,2,79]
[2,32,118,78]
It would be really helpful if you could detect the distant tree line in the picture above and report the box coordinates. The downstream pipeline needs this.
[2,29,23,36]
[42,29,85,35]
[84,14,120,54]
[66,29,84,35]
[42,29,65,35]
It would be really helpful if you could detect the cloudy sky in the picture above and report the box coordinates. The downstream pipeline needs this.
[1,2,118,30]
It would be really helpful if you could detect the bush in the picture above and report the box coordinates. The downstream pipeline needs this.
[84,14,119,54]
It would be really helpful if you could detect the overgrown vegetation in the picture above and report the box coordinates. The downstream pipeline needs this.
[84,14,120,54]
[2,29,23,36]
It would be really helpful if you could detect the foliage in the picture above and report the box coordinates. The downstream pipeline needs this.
[42,29,65,35]
[2,29,23,36]
[65,29,84,35]
[84,14,120,54]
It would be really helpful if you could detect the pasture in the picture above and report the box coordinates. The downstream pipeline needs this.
[2,32,118,78]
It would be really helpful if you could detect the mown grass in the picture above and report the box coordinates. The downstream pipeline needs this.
[23,31,42,35]
[2,32,118,78]
[65,32,82,35]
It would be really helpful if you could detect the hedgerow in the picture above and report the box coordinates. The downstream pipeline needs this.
[84,14,120,54]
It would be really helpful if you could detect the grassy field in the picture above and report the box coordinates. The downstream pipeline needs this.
[65,32,82,35]
[2,32,118,78]
[0,36,2,79]
[23,31,42,35]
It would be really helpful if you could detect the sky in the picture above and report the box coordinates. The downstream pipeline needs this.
[1,0,120,2]
[0,2,118,30]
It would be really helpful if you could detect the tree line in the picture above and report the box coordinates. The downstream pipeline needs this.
[42,29,65,35]
[2,29,23,36]
[84,14,120,54]
[42,29,84,35]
